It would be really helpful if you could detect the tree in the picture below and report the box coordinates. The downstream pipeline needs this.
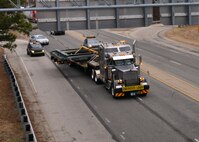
[0,0,33,51]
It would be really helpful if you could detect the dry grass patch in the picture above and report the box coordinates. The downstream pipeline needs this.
[0,48,25,142]
[165,25,199,47]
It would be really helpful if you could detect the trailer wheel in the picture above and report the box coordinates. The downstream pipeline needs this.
[91,69,95,80]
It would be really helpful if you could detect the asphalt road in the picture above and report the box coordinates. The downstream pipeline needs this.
[29,27,199,142]
[11,39,115,142]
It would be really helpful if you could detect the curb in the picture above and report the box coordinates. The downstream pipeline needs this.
[3,54,37,142]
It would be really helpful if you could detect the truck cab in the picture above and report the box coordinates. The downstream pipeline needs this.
[93,41,149,98]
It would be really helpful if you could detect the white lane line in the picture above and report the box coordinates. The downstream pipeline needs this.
[20,56,37,94]
[170,49,180,54]
[169,60,182,66]
[137,97,143,102]
[120,134,126,140]
[105,118,110,123]
[194,138,199,142]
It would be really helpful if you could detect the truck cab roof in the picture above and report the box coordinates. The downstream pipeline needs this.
[103,42,133,58]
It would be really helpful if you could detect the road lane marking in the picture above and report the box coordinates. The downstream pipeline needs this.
[137,97,143,102]
[194,138,199,142]
[169,60,182,66]
[105,118,110,123]
[120,134,126,140]
[169,49,180,54]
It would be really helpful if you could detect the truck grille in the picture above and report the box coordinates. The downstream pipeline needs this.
[123,71,139,86]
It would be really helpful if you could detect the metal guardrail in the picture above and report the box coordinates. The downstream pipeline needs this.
[3,54,37,142]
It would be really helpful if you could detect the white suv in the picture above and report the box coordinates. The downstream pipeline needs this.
[30,34,49,45]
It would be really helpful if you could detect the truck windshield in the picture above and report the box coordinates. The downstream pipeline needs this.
[119,46,131,52]
[114,59,134,66]
[105,48,118,53]
[88,38,100,45]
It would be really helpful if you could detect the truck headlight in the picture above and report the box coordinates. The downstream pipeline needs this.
[112,69,116,72]
[117,79,123,84]
[42,50,44,52]
[139,76,145,82]
[31,50,35,53]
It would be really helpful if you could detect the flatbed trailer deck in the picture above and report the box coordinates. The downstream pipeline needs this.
[50,48,98,69]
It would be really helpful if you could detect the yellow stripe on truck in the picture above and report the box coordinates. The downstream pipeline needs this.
[122,85,144,92]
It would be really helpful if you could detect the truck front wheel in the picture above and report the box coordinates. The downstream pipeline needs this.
[94,72,101,84]
[91,69,95,81]
[111,87,116,98]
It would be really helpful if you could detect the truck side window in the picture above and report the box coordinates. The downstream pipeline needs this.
[107,60,114,66]
[83,39,87,46]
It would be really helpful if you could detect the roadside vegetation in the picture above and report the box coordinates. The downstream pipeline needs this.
[0,48,25,142]
[0,0,32,51]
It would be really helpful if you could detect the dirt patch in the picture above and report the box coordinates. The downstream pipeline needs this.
[165,25,199,47]
[0,48,24,142]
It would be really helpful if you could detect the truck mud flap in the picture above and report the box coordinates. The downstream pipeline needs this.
[115,93,125,97]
